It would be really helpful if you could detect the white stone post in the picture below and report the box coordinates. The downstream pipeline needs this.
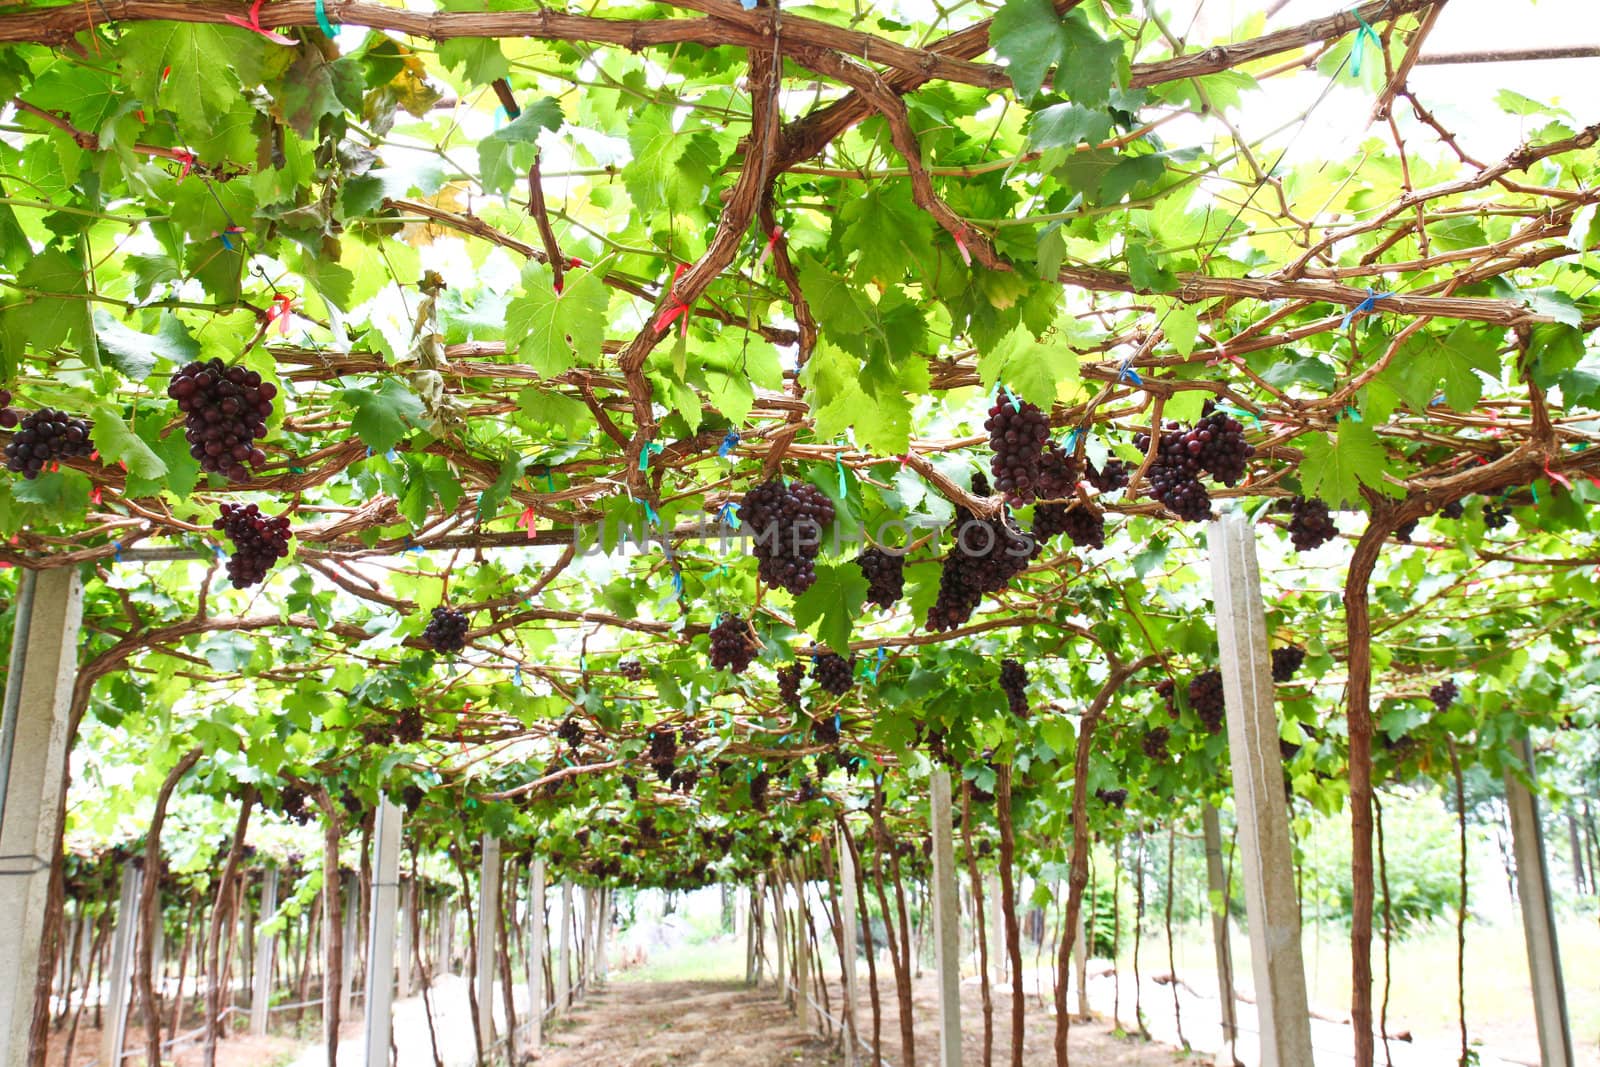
[0,569,84,1062]
[595,887,609,984]
[475,834,500,1052]
[362,800,403,1067]
[929,767,963,1067]
[987,873,1004,987]
[838,828,861,1067]
[1203,805,1240,1056]
[250,865,280,1036]
[1505,735,1574,1067]
[793,863,811,1031]
[101,861,143,1067]
[396,878,415,999]
[1208,512,1315,1066]
[556,880,573,1013]
[340,875,359,1023]
[527,858,546,1049]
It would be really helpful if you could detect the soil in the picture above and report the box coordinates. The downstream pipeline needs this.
[529,973,1196,1067]
[534,980,837,1066]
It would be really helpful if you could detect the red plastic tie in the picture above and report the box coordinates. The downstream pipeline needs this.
[266,293,293,336]
[953,231,972,267]
[172,149,195,180]
[224,0,298,44]
[652,263,692,335]
[517,505,538,539]
[759,226,783,268]
[1544,461,1572,490]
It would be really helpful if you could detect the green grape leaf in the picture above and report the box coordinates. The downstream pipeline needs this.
[792,562,869,656]
[340,379,427,452]
[504,259,610,378]
[477,96,565,194]
[1298,419,1398,505]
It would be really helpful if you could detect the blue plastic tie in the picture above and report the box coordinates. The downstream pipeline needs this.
[211,541,227,560]
[1349,9,1381,77]
[672,569,684,597]
[718,430,740,458]
[112,541,123,563]
[218,231,234,251]
[639,442,664,472]
[385,448,398,462]
[314,0,338,36]
[514,664,523,687]
[1065,428,1083,453]
[493,106,506,131]
[1342,405,1363,423]
[720,501,740,528]
[1120,366,1143,386]
[636,497,659,526]
[833,713,841,734]
[740,0,757,8]
[835,455,848,496]
[1001,384,1022,412]
[1339,287,1393,329]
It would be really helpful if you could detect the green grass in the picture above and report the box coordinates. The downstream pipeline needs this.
[613,934,748,984]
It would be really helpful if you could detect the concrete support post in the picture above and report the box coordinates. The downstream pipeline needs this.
[476,834,500,1051]
[556,881,573,1014]
[0,569,84,1062]
[838,828,861,1067]
[396,879,415,999]
[929,767,963,1067]
[435,900,453,976]
[987,873,1004,987]
[1202,805,1240,1057]
[250,865,281,1036]
[744,884,757,985]
[362,800,403,1067]
[101,861,144,1067]
[1505,735,1574,1067]
[793,864,811,1031]
[1070,886,1088,1018]
[771,874,787,1000]
[340,875,359,1023]
[595,887,609,984]
[1208,512,1314,1067]
[527,858,546,1049]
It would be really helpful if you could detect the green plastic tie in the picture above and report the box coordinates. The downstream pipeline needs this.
[1349,9,1381,77]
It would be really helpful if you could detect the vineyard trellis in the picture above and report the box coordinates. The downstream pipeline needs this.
[0,0,1596,1065]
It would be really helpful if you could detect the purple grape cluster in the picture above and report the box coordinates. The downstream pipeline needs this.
[925,474,1039,632]
[1036,441,1079,500]
[1086,458,1130,493]
[4,407,93,478]
[1271,646,1306,683]
[1483,503,1511,529]
[1135,407,1254,522]
[1188,669,1225,733]
[750,771,771,813]
[999,658,1029,717]
[213,502,291,588]
[1395,519,1418,544]
[648,727,677,781]
[1440,500,1465,520]
[1095,787,1128,808]
[619,658,644,681]
[0,388,14,428]
[1035,502,1104,549]
[777,662,804,708]
[811,651,854,695]
[1429,678,1458,711]
[813,713,840,745]
[395,706,425,744]
[709,614,755,674]
[1141,726,1170,760]
[1282,497,1338,551]
[1192,403,1253,486]
[985,397,1052,504]
[558,716,584,749]
[857,547,905,608]
[168,358,275,482]
[742,477,835,594]
[279,785,312,825]
[1156,678,1178,719]
[423,606,470,653]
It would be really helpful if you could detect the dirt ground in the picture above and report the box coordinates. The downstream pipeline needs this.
[530,974,1195,1067]
[46,1022,303,1067]
[534,980,838,1066]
